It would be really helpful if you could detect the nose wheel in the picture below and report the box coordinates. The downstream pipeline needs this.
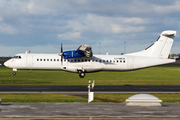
[12,69,17,75]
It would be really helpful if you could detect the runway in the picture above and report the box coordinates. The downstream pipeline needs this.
[0,85,180,93]
[1,84,180,119]
[1,103,180,119]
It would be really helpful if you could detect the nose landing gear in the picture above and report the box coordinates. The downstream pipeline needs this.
[13,68,17,75]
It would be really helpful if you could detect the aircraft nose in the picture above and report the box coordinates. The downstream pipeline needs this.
[4,61,9,67]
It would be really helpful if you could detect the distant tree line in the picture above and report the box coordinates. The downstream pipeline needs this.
[171,54,180,56]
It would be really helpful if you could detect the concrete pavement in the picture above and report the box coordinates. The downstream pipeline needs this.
[1,103,180,119]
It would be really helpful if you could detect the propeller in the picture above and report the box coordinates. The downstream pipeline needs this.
[59,43,63,67]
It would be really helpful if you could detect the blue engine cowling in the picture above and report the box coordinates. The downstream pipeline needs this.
[63,50,84,59]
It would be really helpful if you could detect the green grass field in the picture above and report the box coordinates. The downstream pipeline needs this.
[0,66,180,85]
[0,93,90,103]
[1,66,180,103]
[0,93,180,103]
[95,93,180,103]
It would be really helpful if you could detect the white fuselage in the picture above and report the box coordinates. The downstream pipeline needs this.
[4,30,177,78]
[4,53,175,73]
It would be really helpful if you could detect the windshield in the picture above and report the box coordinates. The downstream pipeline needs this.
[12,56,21,59]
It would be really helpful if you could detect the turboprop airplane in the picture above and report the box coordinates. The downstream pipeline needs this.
[4,30,176,78]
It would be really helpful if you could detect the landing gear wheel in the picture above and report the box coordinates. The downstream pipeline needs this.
[13,72,16,75]
[79,72,85,78]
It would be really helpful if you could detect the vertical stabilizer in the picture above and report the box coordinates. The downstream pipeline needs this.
[127,30,176,59]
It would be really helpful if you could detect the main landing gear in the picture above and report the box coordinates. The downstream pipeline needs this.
[13,72,16,75]
[78,70,85,78]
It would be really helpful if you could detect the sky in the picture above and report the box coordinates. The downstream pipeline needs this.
[0,0,180,56]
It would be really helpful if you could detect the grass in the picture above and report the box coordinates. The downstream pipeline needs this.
[94,93,180,103]
[0,66,180,85]
[0,93,101,103]
[1,66,180,103]
[0,93,180,103]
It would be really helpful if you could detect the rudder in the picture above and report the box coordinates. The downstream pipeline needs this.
[158,30,176,58]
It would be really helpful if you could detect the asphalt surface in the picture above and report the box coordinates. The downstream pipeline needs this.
[1,103,180,119]
[0,85,180,93]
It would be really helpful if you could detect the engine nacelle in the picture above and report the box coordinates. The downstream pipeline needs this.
[63,50,84,59]
[76,45,93,58]
[63,45,93,59]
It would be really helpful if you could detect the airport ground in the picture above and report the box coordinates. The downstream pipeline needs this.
[2,118,180,120]
[1,103,180,119]
[0,63,180,119]
[1,65,180,85]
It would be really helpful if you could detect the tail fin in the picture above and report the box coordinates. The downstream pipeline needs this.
[127,30,176,59]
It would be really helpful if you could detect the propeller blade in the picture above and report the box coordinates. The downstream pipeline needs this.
[61,43,63,53]
[60,43,63,67]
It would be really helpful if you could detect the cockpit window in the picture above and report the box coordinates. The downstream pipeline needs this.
[13,56,22,59]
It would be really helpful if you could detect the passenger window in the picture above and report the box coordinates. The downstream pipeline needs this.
[74,59,76,62]
[85,59,87,62]
[103,60,105,62]
[120,60,122,63]
[106,60,108,62]
[110,60,112,62]
[64,59,66,62]
[47,59,49,61]
[81,59,84,62]
[71,60,73,62]
[54,59,56,61]
[37,59,39,61]
[78,59,80,62]
[96,60,98,62]
[40,59,42,61]
[44,59,46,61]
[50,59,52,61]
[117,60,118,63]
[99,60,101,62]
[123,61,125,63]
[19,56,21,59]
[88,60,90,62]
[57,59,59,61]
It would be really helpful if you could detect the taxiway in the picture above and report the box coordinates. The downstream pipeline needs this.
[0,85,180,93]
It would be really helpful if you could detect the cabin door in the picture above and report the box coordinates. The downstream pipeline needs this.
[128,57,133,69]
[27,55,33,67]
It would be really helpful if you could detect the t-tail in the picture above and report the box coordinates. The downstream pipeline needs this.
[127,30,176,59]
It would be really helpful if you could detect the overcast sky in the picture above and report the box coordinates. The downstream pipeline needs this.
[0,0,180,56]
